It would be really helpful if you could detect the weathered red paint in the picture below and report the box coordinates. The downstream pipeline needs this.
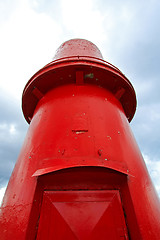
[0,39,160,239]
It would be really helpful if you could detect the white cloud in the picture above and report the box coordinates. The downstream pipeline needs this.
[9,124,16,135]
[32,0,39,8]
[143,153,160,197]
[60,0,106,45]
[0,0,62,100]
[0,186,7,206]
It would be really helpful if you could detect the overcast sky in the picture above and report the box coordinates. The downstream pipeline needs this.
[0,0,160,204]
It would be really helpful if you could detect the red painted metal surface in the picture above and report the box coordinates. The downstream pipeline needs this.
[0,39,160,239]
[37,190,128,240]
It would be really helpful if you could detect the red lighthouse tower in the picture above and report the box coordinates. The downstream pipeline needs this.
[0,39,160,239]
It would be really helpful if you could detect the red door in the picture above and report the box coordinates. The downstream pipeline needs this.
[36,190,129,240]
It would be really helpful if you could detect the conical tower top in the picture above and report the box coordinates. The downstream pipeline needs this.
[22,38,136,123]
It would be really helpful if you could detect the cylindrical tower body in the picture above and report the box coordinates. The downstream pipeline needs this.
[0,39,160,239]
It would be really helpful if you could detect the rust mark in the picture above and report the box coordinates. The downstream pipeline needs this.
[84,73,94,79]
[98,149,102,156]
[61,149,65,155]
[107,136,112,140]
[72,129,88,134]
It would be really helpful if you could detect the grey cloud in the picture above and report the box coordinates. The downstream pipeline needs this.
[0,90,28,188]
[97,1,160,187]
[131,103,160,159]
[99,0,160,76]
